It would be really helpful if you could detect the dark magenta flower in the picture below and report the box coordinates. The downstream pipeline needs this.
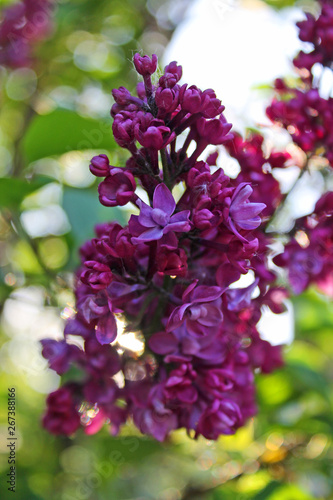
[164,364,198,404]
[130,184,191,243]
[132,384,178,442]
[133,53,158,76]
[155,87,179,116]
[134,119,174,150]
[41,339,81,375]
[159,61,182,88]
[43,387,80,436]
[80,260,113,291]
[98,168,136,207]
[89,154,111,177]
[196,115,233,145]
[156,234,188,276]
[196,399,242,439]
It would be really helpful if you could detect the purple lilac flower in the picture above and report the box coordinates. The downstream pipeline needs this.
[41,51,290,442]
[227,183,266,241]
[130,183,191,243]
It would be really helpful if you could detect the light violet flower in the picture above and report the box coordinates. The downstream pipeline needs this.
[228,183,266,241]
[130,183,191,243]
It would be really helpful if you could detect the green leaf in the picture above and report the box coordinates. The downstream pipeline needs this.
[22,109,115,164]
[0,176,52,208]
[62,186,128,263]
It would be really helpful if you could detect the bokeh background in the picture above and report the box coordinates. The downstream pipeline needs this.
[0,0,333,499]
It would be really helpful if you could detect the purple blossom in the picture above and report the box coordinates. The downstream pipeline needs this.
[80,260,113,291]
[159,61,182,88]
[131,384,178,442]
[98,168,136,207]
[196,399,242,439]
[43,386,80,436]
[133,53,158,76]
[164,364,198,404]
[89,154,111,177]
[130,184,191,243]
[228,183,266,241]
[41,339,81,375]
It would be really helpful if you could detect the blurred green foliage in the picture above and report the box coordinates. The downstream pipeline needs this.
[0,0,332,499]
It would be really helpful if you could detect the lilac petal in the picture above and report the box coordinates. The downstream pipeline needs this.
[153,184,176,216]
[228,218,248,243]
[128,214,146,236]
[165,353,192,363]
[151,208,169,226]
[169,210,191,223]
[64,318,93,338]
[181,336,201,355]
[132,226,164,242]
[226,278,259,311]
[197,343,226,363]
[186,319,207,337]
[230,184,253,210]
[165,375,184,387]
[166,304,190,332]
[197,304,223,326]
[182,280,199,303]
[137,200,156,227]
[149,332,177,354]
[164,220,191,233]
[236,216,262,230]
[190,285,223,303]
[233,203,266,222]
[95,314,117,345]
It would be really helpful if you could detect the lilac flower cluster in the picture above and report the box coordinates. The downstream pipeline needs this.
[266,0,333,165]
[274,192,333,296]
[266,0,333,293]
[293,0,333,71]
[0,0,54,68]
[42,53,285,441]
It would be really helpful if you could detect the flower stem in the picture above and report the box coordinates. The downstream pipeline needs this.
[160,147,170,188]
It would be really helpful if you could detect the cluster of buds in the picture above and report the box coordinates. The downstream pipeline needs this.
[42,53,285,441]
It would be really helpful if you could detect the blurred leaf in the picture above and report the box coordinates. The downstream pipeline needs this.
[257,371,293,407]
[292,290,333,334]
[0,176,52,209]
[22,109,115,164]
[38,237,69,269]
[62,186,127,260]
[11,240,43,274]
[261,0,298,9]
[253,480,282,500]
[284,362,331,401]
[269,483,315,500]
